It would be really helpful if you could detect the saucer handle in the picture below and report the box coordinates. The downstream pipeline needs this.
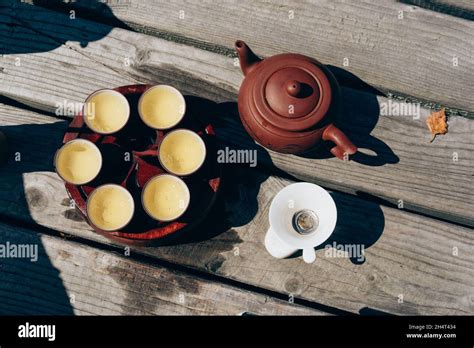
[302,248,316,263]
[264,227,298,259]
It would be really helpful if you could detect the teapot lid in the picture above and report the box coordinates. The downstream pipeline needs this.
[252,54,332,132]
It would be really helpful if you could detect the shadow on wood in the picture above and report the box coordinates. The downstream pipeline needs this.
[0,223,75,314]
[0,0,132,54]
[318,191,385,265]
[0,115,74,314]
[301,67,399,166]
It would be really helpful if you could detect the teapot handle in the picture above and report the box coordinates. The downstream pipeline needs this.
[322,124,357,160]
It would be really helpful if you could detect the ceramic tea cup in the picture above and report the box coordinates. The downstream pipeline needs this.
[141,174,191,222]
[158,129,206,176]
[54,139,103,185]
[138,85,186,130]
[86,184,135,232]
[264,182,337,263]
[83,89,130,134]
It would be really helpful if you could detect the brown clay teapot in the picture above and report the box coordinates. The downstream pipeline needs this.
[235,40,357,159]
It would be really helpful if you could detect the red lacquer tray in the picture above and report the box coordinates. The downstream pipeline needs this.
[62,84,222,245]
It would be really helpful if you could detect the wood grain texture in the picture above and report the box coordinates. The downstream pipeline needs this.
[29,0,474,111]
[1,104,473,315]
[0,5,472,225]
[0,223,324,315]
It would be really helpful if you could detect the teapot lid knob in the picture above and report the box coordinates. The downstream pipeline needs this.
[286,80,302,97]
[265,67,320,118]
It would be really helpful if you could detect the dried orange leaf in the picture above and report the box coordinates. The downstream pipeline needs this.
[426,107,448,142]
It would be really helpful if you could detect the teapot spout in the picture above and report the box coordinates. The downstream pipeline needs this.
[235,40,261,76]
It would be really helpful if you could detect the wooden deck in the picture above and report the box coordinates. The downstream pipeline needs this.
[0,0,473,315]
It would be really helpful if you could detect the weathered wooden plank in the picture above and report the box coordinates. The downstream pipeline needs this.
[1,104,473,315]
[0,7,472,225]
[0,222,325,315]
[29,0,474,112]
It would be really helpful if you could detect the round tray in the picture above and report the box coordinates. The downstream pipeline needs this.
[62,84,222,245]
